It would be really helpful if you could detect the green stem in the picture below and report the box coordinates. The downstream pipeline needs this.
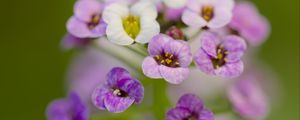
[151,79,171,120]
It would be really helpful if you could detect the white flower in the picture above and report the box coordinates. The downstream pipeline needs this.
[163,0,187,8]
[103,1,160,45]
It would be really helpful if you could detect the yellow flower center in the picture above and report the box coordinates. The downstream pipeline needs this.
[113,88,128,97]
[154,52,180,68]
[201,5,214,22]
[212,45,228,69]
[122,15,141,39]
[88,14,101,30]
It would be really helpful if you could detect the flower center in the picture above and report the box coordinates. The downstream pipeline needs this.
[201,5,214,22]
[166,26,185,40]
[154,52,180,68]
[183,114,198,120]
[88,14,101,30]
[122,15,141,39]
[113,88,128,97]
[211,45,228,69]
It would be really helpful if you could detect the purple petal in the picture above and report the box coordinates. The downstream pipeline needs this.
[67,17,91,38]
[46,99,71,120]
[92,85,110,110]
[117,78,144,103]
[194,49,215,75]
[198,109,214,120]
[215,61,244,78]
[107,67,132,87]
[200,32,220,58]
[74,0,102,22]
[142,56,162,78]
[159,65,189,84]
[165,7,184,21]
[176,41,193,67]
[207,7,232,29]
[103,92,135,113]
[222,35,247,63]
[164,39,185,57]
[166,107,193,120]
[176,94,204,112]
[69,92,89,120]
[61,34,90,50]
[89,21,107,37]
[148,34,172,56]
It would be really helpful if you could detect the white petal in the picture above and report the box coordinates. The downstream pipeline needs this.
[182,9,207,28]
[102,3,129,23]
[106,19,134,45]
[208,7,232,29]
[135,17,160,44]
[163,0,187,8]
[131,1,158,20]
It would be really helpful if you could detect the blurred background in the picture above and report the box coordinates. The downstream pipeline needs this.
[0,0,299,120]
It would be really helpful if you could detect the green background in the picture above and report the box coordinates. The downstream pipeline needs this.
[0,0,298,119]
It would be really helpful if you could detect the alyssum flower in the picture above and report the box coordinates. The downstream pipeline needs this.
[142,34,192,84]
[46,92,89,120]
[194,32,246,78]
[229,2,270,46]
[103,1,160,45]
[166,94,214,120]
[92,67,144,113]
[67,0,106,38]
[182,0,234,29]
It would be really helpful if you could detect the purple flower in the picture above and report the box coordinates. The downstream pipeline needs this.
[229,2,270,46]
[92,67,144,113]
[194,32,246,78]
[164,7,184,21]
[165,26,185,40]
[166,94,214,120]
[182,0,234,29]
[46,92,89,120]
[61,34,91,50]
[142,34,192,84]
[67,0,106,38]
[227,72,269,120]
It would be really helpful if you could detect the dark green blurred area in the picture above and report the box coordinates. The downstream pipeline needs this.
[0,0,298,119]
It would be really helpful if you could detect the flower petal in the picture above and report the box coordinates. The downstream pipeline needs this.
[142,56,162,78]
[92,85,110,110]
[194,49,215,75]
[176,41,192,67]
[163,0,187,8]
[135,17,160,44]
[222,35,247,63]
[102,3,129,23]
[215,61,244,78]
[107,67,132,87]
[159,66,189,84]
[148,34,172,56]
[74,0,102,22]
[176,94,204,112]
[69,92,89,120]
[182,9,207,28]
[103,92,135,113]
[166,107,192,120]
[131,1,157,19]
[67,17,91,38]
[200,32,220,58]
[117,78,144,103]
[46,99,71,120]
[198,108,214,120]
[106,18,134,45]
[208,7,232,29]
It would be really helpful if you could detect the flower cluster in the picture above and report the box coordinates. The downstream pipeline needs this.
[47,0,274,120]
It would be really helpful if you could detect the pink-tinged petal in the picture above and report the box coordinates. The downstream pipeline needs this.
[199,108,214,120]
[222,35,247,63]
[92,85,110,110]
[89,21,107,37]
[165,7,184,21]
[159,66,189,84]
[208,7,232,29]
[148,34,172,56]
[200,32,220,58]
[177,41,193,67]
[164,39,185,56]
[166,108,193,120]
[67,17,91,38]
[46,99,71,120]
[69,92,89,120]
[103,92,135,113]
[176,94,204,112]
[142,56,162,78]
[74,0,102,22]
[182,9,207,28]
[186,0,201,12]
[117,78,144,103]
[216,61,244,78]
[194,49,215,75]
[214,0,235,10]
[107,67,132,87]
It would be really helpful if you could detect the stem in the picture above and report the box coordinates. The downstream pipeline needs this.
[151,79,171,120]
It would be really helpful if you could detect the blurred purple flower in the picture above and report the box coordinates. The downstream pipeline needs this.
[166,94,214,120]
[164,7,184,21]
[46,92,89,120]
[142,34,192,84]
[182,0,234,29]
[92,67,144,113]
[67,0,106,38]
[61,34,91,50]
[194,32,246,78]
[229,2,270,46]
[165,26,185,40]
[227,70,269,120]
